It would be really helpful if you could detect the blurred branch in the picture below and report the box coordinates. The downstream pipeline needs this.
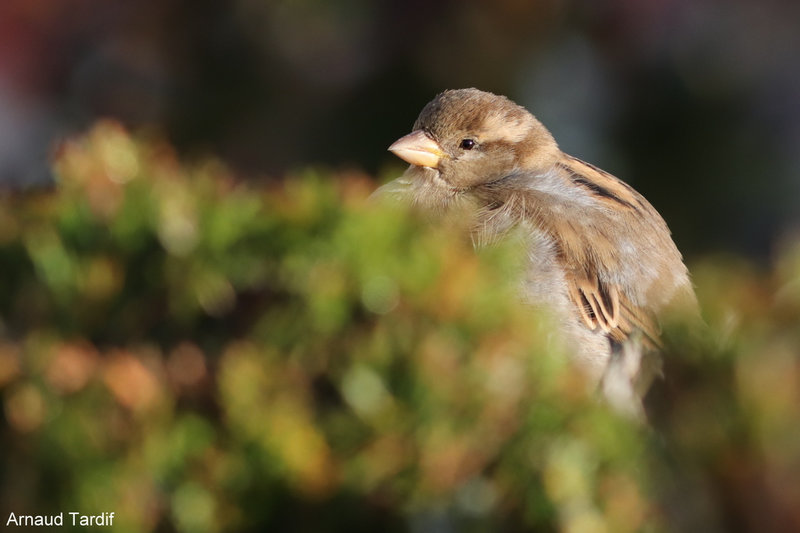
[0,122,799,532]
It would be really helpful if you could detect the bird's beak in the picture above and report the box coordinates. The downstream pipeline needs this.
[388,130,445,169]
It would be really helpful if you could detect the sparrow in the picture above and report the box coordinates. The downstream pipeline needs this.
[378,88,698,417]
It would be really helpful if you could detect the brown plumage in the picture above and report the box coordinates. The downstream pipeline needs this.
[378,88,698,417]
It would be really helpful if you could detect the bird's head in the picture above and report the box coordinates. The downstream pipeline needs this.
[389,88,560,192]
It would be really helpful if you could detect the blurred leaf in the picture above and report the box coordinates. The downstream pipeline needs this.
[1,121,799,532]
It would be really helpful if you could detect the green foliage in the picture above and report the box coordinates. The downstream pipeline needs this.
[1,121,800,532]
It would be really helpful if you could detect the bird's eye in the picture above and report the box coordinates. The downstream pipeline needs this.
[459,138,476,150]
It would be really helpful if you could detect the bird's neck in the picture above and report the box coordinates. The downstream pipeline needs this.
[469,165,617,275]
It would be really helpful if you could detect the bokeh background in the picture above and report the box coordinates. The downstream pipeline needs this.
[2,1,800,532]
[3,0,800,255]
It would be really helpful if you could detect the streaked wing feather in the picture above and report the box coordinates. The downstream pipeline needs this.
[566,271,661,349]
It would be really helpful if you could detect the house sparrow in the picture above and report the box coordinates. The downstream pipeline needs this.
[378,88,697,417]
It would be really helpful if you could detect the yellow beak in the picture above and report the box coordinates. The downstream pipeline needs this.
[388,130,445,169]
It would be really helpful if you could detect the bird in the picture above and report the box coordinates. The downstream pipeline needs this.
[377,88,698,418]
